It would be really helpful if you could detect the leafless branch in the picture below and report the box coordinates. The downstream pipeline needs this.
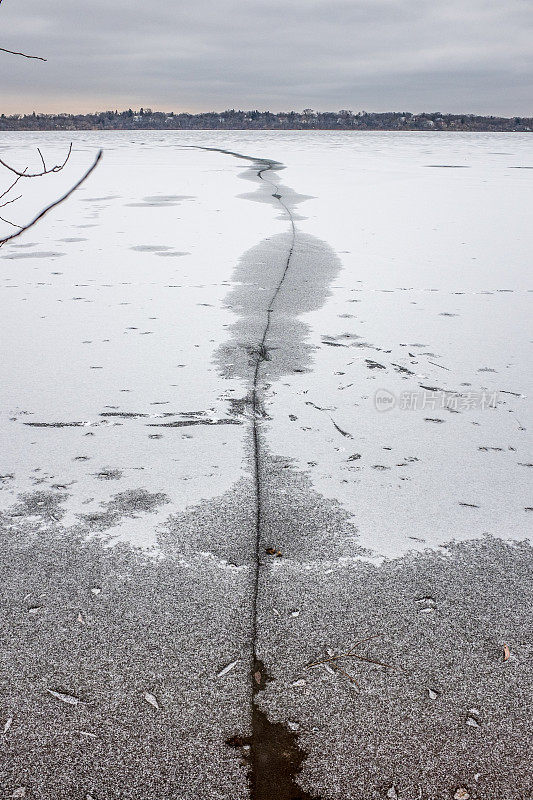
[0,5,102,249]
[0,150,102,247]
[0,170,26,200]
[332,664,359,685]
[0,213,20,228]
[0,143,72,178]
[346,653,396,670]
[0,46,46,62]
[0,170,28,200]
[307,635,383,668]
[0,0,46,61]
[0,193,22,208]
[37,147,46,172]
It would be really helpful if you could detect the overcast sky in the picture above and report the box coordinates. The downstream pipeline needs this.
[2,0,532,116]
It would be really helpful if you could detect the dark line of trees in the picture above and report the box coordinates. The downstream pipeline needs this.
[1,108,531,132]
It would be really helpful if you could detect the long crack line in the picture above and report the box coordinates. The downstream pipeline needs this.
[184,145,306,798]
[250,161,297,678]
[182,146,297,683]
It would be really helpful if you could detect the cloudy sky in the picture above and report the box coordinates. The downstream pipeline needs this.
[2,0,532,116]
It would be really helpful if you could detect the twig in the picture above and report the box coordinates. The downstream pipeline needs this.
[0,0,46,61]
[0,214,20,228]
[307,634,395,672]
[0,193,22,208]
[0,150,102,247]
[332,664,359,685]
[37,147,46,172]
[307,635,383,668]
[348,653,396,670]
[0,170,26,201]
[309,651,395,670]
[0,46,46,62]
[0,143,72,178]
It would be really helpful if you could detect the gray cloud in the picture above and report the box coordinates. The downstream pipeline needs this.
[1,0,532,115]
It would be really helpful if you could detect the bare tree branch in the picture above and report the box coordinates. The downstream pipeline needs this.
[0,170,27,200]
[0,45,46,62]
[0,5,102,250]
[0,143,72,178]
[0,0,46,61]
[0,193,22,208]
[0,150,102,247]
[0,213,20,228]
[37,147,47,172]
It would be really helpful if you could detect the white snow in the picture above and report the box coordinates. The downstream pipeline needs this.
[0,131,531,557]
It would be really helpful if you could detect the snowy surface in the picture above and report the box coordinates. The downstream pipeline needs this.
[1,131,530,557]
[0,131,531,799]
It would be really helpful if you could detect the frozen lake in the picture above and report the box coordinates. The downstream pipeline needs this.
[1,131,531,556]
[0,131,531,799]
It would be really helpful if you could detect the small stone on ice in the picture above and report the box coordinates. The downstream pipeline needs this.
[428,688,438,700]
[290,610,300,617]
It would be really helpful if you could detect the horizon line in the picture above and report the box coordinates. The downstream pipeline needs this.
[2,108,533,120]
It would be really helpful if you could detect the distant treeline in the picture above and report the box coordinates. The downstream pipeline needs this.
[1,109,531,132]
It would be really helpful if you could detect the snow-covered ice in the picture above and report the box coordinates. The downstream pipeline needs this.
[2,131,530,556]
[0,130,531,799]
